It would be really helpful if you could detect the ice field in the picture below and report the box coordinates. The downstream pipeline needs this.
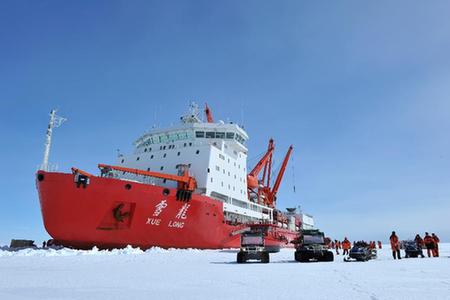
[0,244,449,300]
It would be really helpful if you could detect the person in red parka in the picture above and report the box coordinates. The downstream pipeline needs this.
[390,231,401,259]
[432,233,440,257]
[335,240,340,255]
[377,241,382,249]
[414,234,425,258]
[341,237,351,255]
[423,232,435,257]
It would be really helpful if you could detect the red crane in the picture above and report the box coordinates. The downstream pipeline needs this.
[266,145,293,207]
[247,139,293,207]
[247,139,274,189]
[97,164,197,192]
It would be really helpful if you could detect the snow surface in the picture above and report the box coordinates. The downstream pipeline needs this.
[1,244,449,300]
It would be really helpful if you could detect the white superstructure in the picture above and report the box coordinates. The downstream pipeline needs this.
[117,104,273,223]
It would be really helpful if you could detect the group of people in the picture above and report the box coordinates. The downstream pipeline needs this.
[329,238,382,255]
[389,231,440,259]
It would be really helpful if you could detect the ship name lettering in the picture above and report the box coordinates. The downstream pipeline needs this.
[153,200,168,217]
[168,220,184,228]
[146,218,161,226]
[175,203,191,220]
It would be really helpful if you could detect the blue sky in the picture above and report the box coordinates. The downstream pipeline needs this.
[1,0,450,245]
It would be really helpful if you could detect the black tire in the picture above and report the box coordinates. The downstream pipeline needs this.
[295,251,309,263]
[323,251,334,262]
[261,252,270,263]
[237,251,246,263]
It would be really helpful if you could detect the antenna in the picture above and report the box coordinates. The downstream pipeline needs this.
[240,104,244,127]
[40,109,66,171]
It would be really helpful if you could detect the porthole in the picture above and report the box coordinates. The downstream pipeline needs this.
[196,150,200,154]
[137,157,140,161]
[121,159,125,163]
[37,173,45,181]
[125,184,132,190]
[162,188,170,196]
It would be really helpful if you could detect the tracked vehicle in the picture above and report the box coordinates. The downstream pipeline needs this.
[293,229,334,262]
[237,225,273,263]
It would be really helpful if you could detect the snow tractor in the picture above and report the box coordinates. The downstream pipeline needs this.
[402,240,424,258]
[293,229,334,262]
[344,241,377,262]
[237,227,270,263]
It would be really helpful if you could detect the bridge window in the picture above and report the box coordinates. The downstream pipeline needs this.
[215,132,225,139]
[205,132,215,138]
[226,132,234,139]
[195,131,205,138]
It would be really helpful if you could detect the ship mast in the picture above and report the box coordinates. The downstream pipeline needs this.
[40,109,66,171]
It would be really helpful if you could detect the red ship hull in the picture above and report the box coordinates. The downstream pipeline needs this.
[36,171,297,250]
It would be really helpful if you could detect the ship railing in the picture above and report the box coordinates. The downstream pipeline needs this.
[37,163,59,172]
[103,170,158,185]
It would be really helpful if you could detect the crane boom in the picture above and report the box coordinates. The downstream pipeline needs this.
[97,164,197,191]
[267,145,293,206]
[247,140,274,189]
[261,139,274,188]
